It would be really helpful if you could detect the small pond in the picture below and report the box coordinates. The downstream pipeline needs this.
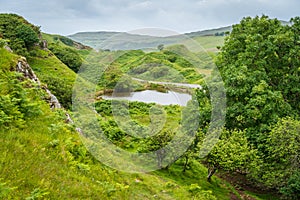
[102,90,192,106]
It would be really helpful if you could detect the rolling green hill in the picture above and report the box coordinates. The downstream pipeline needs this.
[0,13,291,199]
[68,30,226,51]
[68,20,290,52]
[0,13,235,200]
[0,44,237,200]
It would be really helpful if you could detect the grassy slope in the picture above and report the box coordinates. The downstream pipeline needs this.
[0,46,231,199]
[0,33,277,199]
[42,33,91,57]
[27,48,76,109]
[192,36,225,52]
[0,46,236,199]
[68,31,225,51]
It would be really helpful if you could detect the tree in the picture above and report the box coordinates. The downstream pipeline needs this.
[15,24,39,48]
[215,15,299,145]
[0,14,40,55]
[138,130,175,169]
[280,171,300,200]
[203,129,256,182]
[157,44,164,51]
[250,118,300,193]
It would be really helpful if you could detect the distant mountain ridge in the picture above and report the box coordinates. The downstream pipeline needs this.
[68,20,290,51]
[68,26,231,50]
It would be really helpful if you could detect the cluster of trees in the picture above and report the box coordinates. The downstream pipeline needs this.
[1,12,299,198]
[205,16,300,198]
[97,16,300,199]
[214,32,226,36]
[0,14,40,56]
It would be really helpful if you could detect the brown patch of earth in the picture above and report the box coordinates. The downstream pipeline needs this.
[217,172,279,200]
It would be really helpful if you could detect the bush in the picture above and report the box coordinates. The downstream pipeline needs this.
[280,171,300,199]
[0,14,40,56]
[15,24,39,48]
[0,72,43,129]
[0,38,8,48]
[49,45,82,72]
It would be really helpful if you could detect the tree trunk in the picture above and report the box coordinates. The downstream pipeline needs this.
[207,166,216,182]
[182,156,189,172]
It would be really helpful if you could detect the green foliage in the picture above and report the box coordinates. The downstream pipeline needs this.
[25,188,50,200]
[101,49,203,87]
[250,118,300,192]
[0,179,16,199]
[55,35,74,46]
[0,13,292,199]
[157,44,164,51]
[0,38,8,48]
[0,14,40,55]
[49,44,82,72]
[216,15,300,146]
[215,16,300,196]
[0,50,44,129]
[280,172,300,200]
[15,23,39,48]
[27,49,77,109]
[204,129,257,181]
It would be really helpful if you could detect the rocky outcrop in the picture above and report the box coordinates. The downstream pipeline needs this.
[41,40,48,50]
[12,49,77,129]
[4,45,13,52]
[16,57,62,109]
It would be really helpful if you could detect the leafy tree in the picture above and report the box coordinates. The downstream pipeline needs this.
[157,44,164,51]
[203,129,256,182]
[42,75,73,109]
[0,14,40,55]
[138,130,175,169]
[15,24,39,48]
[216,15,299,145]
[250,118,300,193]
[280,171,300,200]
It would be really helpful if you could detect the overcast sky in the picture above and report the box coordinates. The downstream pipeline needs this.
[0,0,299,36]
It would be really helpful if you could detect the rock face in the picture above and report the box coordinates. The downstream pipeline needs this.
[4,45,13,52]
[16,57,62,109]
[41,40,48,50]
[12,49,77,129]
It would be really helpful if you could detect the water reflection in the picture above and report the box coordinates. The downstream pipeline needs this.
[102,90,192,106]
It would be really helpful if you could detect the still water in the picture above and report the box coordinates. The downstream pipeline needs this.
[102,90,192,106]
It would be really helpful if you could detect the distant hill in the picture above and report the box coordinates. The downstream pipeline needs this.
[68,31,186,51]
[68,26,230,51]
[185,26,232,37]
[68,20,291,51]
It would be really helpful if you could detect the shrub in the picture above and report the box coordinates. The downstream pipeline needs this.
[48,45,82,73]
[280,171,300,199]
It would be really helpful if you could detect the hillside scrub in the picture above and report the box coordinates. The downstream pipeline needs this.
[0,13,298,199]
[0,14,40,56]
[215,15,300,197]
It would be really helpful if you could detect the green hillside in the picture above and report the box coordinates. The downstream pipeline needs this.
[185,26,232,37]
[0,13,241,199]
[68,30,225,51]
[0,44,236,200]
[1,13,298,200]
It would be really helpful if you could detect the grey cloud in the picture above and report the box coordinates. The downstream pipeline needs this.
[0,0,299,35]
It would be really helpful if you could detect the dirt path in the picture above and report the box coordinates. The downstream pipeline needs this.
[217,172,277,200]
